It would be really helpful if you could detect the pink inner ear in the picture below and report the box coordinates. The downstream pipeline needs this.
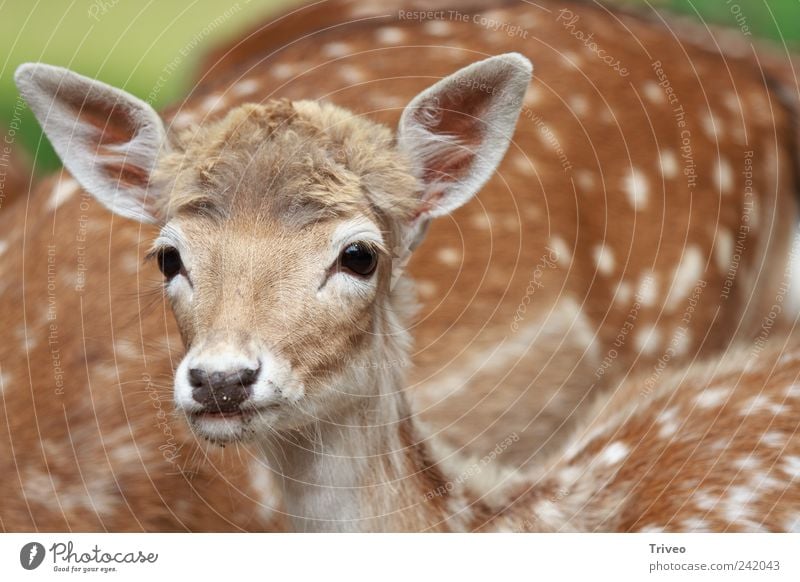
[414,82,495,186]
[58,86,150,189]
[60,85,138,146]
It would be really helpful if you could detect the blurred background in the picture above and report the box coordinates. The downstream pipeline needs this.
[2,0,798,172]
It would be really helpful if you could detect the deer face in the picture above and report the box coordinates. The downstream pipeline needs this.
[16,54,531,443]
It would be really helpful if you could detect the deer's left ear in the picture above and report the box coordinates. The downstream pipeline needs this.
[15,63,168,223]
[397,53,532,224]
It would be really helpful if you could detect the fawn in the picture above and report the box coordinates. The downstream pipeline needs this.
[5,0,800,530]
[16,50,800,531]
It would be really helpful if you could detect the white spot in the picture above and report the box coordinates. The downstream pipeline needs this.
[0,240,7,257]
[376,27,406,44]
[523,85,541,107]
[511,153,536,175]
[642,81,665,104]
[714,156,734,194]
[692,490,718,511]
[700,112,723,140]
[695,386,730,409]
[681,517,711,532]
[576,169,595,190]
[734,456,760,471]
[339,65,366,84]
[759,432,784,448]
[614,281,632,304]
[639,525,665,533]
[666,246,704,309]
[623,167,649,210]
[714,229,734,272]
[560,51,582,67]
[548,236,571,267]
[416,279,437,298]
[635,325,661,356]
[518,13,538,28]
[659,149,678,179]
[671,327,691,356]
[723,484,756,522]
[232,78,260,97]
[272,63,295,80]
[558,465,583,486]
[437,247,460,267]
[657,407,680,438]
[781,456,800,479]
[171,111,195,129]
[470,213,491,230]
[599,441,630,466]
[592,244,614,276]
[423,20,452,37]
[723,92,741,113]
[200,93,226,112]
[48,177,80,211]
[785,514,800,532]
[741,394,772,415]
[784,383,800,399]
[567,94,589,116]
[322,42,352,58]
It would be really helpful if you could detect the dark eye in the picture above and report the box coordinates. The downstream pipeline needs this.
[157,247,183,279]
[339,242,377,277]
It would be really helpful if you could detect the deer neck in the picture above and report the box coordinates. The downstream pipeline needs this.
[255,291,481,531]
[255,356,472,531]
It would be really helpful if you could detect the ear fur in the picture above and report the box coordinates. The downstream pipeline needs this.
[397,53,532,221]
[15,63,168,223]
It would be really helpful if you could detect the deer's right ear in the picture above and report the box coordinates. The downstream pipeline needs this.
[15,63,168,223]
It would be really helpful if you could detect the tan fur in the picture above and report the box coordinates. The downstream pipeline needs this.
[182,0,800,467]
[3,0,800,531]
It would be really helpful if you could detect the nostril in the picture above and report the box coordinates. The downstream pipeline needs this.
[189,365,260,412]
[238,367,259,387]
[188,368,207,388]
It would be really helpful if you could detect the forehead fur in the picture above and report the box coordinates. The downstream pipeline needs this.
[155,100,418,228]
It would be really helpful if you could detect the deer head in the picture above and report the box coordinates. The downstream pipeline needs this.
[16,54,532,445]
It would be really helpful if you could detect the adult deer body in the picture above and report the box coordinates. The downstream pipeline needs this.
[3,0,800,531]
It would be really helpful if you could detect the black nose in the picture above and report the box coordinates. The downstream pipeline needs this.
[189,366,259,413]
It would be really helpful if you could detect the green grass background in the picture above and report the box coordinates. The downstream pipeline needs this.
[2,0,798,172]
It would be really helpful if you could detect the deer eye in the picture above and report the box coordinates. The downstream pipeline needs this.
[157,247,183,279]
[339,242,377,277]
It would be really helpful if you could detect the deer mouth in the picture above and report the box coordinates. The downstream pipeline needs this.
[188,404,283,442]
